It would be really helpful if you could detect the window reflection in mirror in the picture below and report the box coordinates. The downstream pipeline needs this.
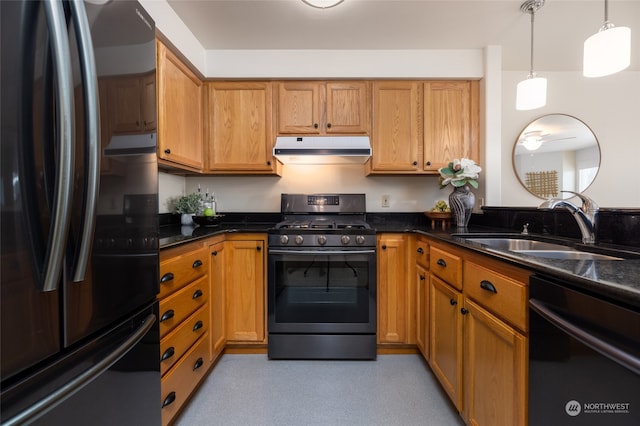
[512,114,600,200]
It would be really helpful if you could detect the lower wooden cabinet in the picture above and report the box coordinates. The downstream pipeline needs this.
[209,238,226,361]
[161,332,210,425]
[377,234,415,345]
[224,235,267,344]
[414,237,430,360]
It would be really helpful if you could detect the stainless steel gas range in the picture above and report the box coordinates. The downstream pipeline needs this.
[267,194,377,360]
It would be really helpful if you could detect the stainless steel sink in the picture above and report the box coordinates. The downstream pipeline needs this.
[512,250,622,261]
[463,238,572,252]
[462,237,623,261]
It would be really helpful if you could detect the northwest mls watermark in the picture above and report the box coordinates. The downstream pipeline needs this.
[565,400,631,417]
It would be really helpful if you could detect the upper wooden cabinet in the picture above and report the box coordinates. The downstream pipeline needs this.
[156,40,203,171]
[108,73,156,134]
[276,81,370,135]
[369,81,421,172]
[205,82,279,174]
[367,80,479,175]
[423,81,479,172]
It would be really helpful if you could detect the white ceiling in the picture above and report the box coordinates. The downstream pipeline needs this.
[166,0,639,72]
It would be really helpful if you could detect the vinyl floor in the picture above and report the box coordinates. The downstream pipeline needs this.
[174,354,465,426]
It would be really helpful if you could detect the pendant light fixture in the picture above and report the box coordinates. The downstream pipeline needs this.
[516,0,547,111]
[302,0,344,9]
[583,0,631,77]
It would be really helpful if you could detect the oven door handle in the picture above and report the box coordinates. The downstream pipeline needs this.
[268,249,376,255]
[530,298,640,375]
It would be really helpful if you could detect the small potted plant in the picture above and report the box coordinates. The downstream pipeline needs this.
[173,192,202,225]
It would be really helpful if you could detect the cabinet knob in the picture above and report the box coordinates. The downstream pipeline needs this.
[256,246,261,251]
[193,320,203,332]
[193,357,204,371]
[381,245,387,250]
[314,123,319,129]
[461,308,469,315]
[327,123,332,128]
[211,251,218,256]
[267,160,271,166]
[420,274,425,281]
[164,148,171,154]
[160,272,174,284]
[449,299,457,306]
[426,161,431,166]
[162,392,176,408]
[480,280,498,294]
[161,347,175,361]
[192,289,203,299]
[192,259,203,268]
[417,247,424,254]
[412,161,418,166]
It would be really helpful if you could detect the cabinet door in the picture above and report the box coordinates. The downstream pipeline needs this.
[464,299,527,426]
[416,263,429,360]
[369,81,421,172]
[157,40,203,170]
[225,239,265,343]
[209,240,225,361]
[277,81,322,134]
[141,72,157,131]
[377,234,411,344]
[430,274,463,411]
[206,82,276,172]
[423,81,479,172]
[325,81,370,134]
[109,76,143,134]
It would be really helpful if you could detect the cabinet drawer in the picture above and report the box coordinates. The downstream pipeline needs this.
[159,246,209,299]
[160,305,209,376]
[430,246,462,290]
[161,332,209,426]
[464,262,527,332]
[159,276,208,338]
[415,238,429,268]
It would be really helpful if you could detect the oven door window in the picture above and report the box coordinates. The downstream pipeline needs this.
[271,252,373,324]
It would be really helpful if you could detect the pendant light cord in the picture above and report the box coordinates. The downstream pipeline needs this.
[529,8,535,77]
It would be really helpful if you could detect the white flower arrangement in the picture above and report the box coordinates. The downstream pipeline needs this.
[438,158,481,189]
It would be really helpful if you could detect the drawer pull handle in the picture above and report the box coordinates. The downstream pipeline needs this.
[162,391,176,408]
[193,320,204,332]
[161,347,175,361]
[461,308,469,315]
[417,247,424,254]
[437,258,447,267]
[480,280,498,294]
[160,272,174,284]
[193,357,204,371]
[449,299,457,306]
[160,309,174,322]
[192,259,203,268]
[192,289,204,299]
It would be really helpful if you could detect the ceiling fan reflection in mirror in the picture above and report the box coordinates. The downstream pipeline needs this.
[519,130,576,151]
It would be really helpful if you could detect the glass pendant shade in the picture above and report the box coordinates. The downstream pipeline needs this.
[583,26,631,77]
[516,76,547,111]
[522,137,543,151]
[302,0,344,8]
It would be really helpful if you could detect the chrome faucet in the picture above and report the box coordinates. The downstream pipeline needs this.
[538,191,599,244]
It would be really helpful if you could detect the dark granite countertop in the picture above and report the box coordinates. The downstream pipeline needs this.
[159,213,640,308]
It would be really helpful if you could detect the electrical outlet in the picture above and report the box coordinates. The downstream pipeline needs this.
[381,194,390,208]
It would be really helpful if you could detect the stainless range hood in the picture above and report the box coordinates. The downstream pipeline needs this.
[273,136,372,164]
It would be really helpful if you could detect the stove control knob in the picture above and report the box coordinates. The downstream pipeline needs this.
[294,235,304,245]
[280,235,289,245]
[317,235,327,245]
[355,235,366,245]
[341,235,351,245]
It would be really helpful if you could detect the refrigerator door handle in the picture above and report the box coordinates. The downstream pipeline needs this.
[41,0,75,292]
[2,314,157,426]
[69,0,100,283]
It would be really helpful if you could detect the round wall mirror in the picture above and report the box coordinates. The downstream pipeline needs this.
[512,114,600,199]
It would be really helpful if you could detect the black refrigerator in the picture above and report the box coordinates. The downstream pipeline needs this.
[1,1,161,424]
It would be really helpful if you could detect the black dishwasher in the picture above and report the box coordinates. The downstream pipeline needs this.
[529,275,640,425]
